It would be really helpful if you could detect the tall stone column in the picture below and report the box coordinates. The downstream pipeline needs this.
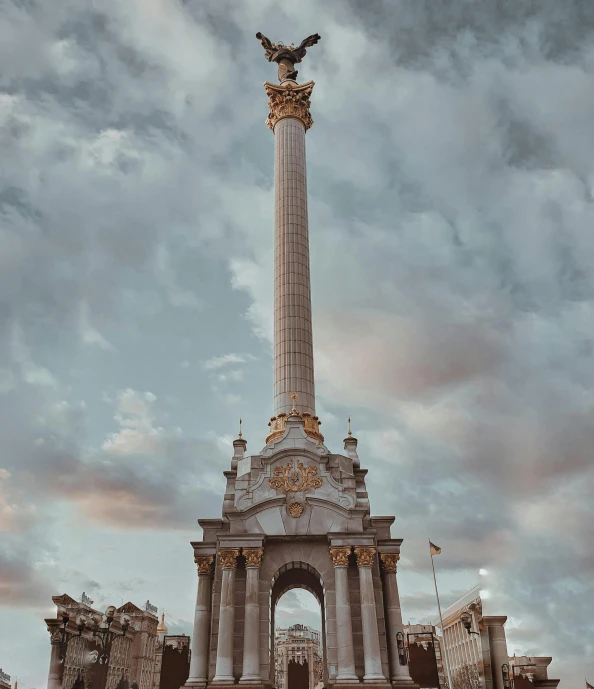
[186,555,214,687]
[329,546,358,683]
[213,548,240,684]
[379,554,416,688]
[483,616,509,689]
[47,636,63,689]
[265,80,316,418]
[354,547,386,683]
[241,548,264,684]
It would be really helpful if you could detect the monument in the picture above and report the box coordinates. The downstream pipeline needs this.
[184,34,418,689]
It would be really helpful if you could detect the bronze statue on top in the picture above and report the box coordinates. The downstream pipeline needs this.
[256,32,321,83]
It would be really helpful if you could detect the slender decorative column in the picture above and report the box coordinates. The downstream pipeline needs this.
[329,546,358,683]
[241,548,264,684]
[379,554,416,687]
[186,555,214,686]
[213,548,240,683]
[354,547,386,683]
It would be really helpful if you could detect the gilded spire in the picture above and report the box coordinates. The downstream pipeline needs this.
[157,611,168,634]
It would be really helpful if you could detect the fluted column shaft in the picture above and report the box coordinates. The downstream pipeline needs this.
[329,547,357,682]
[241,548,264,683]
[187,556,214,685]
[273,114,316,417]
[380,554,414,684]
[213,549,240,683]
[354,548,385,682]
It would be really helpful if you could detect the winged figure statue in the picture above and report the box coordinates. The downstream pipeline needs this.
[256,32,321,83]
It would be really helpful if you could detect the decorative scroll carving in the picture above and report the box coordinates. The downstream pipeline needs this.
[266,411,324,444]
[217,548,240,569]
[269,460,323,492]
[329,546,351,567]
[243,548,264,568]
[380,553,400,573]
[354,546,376,568]
[195,555,214,574]
[264,81,315,132]
[288,502,304,518]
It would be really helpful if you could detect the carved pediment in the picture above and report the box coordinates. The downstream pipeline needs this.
[117,601,143,615]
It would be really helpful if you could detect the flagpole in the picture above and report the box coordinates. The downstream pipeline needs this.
[430,540,454,689]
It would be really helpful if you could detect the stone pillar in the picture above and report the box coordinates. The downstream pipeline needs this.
[47,638,63,689]
[186,555,214,686]
[329,546,358,683]
[354,547,386,683]
[241,548,264,684]
[265,81,316,417]
[483,617,509,689]
[379,554,416,687]
[213,548,240,684]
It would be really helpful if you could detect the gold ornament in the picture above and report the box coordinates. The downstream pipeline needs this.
[264,81,315,132]
[329,546,351,567]
[354,546,376,568]
[217,548,240,569]
[288,502,304,518]
[379,553,399,573]
[269,460,323,492]
[266,411,324,444]
[195,555,214,574]
[243,548,264,568]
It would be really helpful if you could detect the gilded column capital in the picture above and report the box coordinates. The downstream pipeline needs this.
[243,547,264,568]
[329,546,352,567]
[195,555,214,575]
[264,81,315,132]
[379,553,399,573]
[354,546,376,568]
[217,548,240,569]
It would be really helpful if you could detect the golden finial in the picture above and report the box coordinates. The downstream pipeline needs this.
[289,392,298,414]
[347,416,352,437]
[238,418,243,438]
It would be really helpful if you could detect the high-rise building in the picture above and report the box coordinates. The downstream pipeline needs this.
[45,593,159,689]
[274,625,322,689]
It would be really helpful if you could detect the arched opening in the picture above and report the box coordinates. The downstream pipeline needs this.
[270,563,326,689]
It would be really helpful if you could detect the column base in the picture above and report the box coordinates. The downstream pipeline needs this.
[391,680,419,689]
[363,675,388,683]
[184,682,207,689]
[335,674,359,683]
[239,679,263,685]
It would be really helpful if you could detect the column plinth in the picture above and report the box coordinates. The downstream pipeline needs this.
[354,547,386,684]
[186,556,214,687]
[241,548,264,684]
[379,554,418,689]
[329,546,358,683]
[213,549,240,684]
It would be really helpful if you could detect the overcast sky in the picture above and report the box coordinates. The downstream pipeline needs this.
[1,0,593,685]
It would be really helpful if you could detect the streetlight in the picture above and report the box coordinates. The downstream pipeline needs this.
[86,606,131,664]
[49,610,88,661]
[460,611,480,637]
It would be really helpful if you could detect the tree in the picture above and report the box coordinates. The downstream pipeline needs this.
[451,663,481,689]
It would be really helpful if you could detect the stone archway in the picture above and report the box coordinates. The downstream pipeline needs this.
[270,562,328,687]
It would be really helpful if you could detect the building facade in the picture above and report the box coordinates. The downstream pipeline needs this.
[183,33,417,689]
[0,669,11,689]
[45,594,159,689]
[274,625,322,689]
[432,587,560,689]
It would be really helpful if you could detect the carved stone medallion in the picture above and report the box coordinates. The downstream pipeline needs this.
[288,502,304,518]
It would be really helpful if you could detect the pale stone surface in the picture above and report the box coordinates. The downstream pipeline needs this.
[383,570,414,684]
[213,567,237,682]
[358,565,386,682]
[333,564,358,682]
[240,567,261,682]
[273,116,316,417]
[187,572,213,684]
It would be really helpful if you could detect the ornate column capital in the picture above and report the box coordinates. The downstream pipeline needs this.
[217,548,240,569]
[329,546,351,567]
[195,555,214,575]
[264,81,315,132]
[243,547,264,568]
[354,546,376,568]
[379,553,400,573]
